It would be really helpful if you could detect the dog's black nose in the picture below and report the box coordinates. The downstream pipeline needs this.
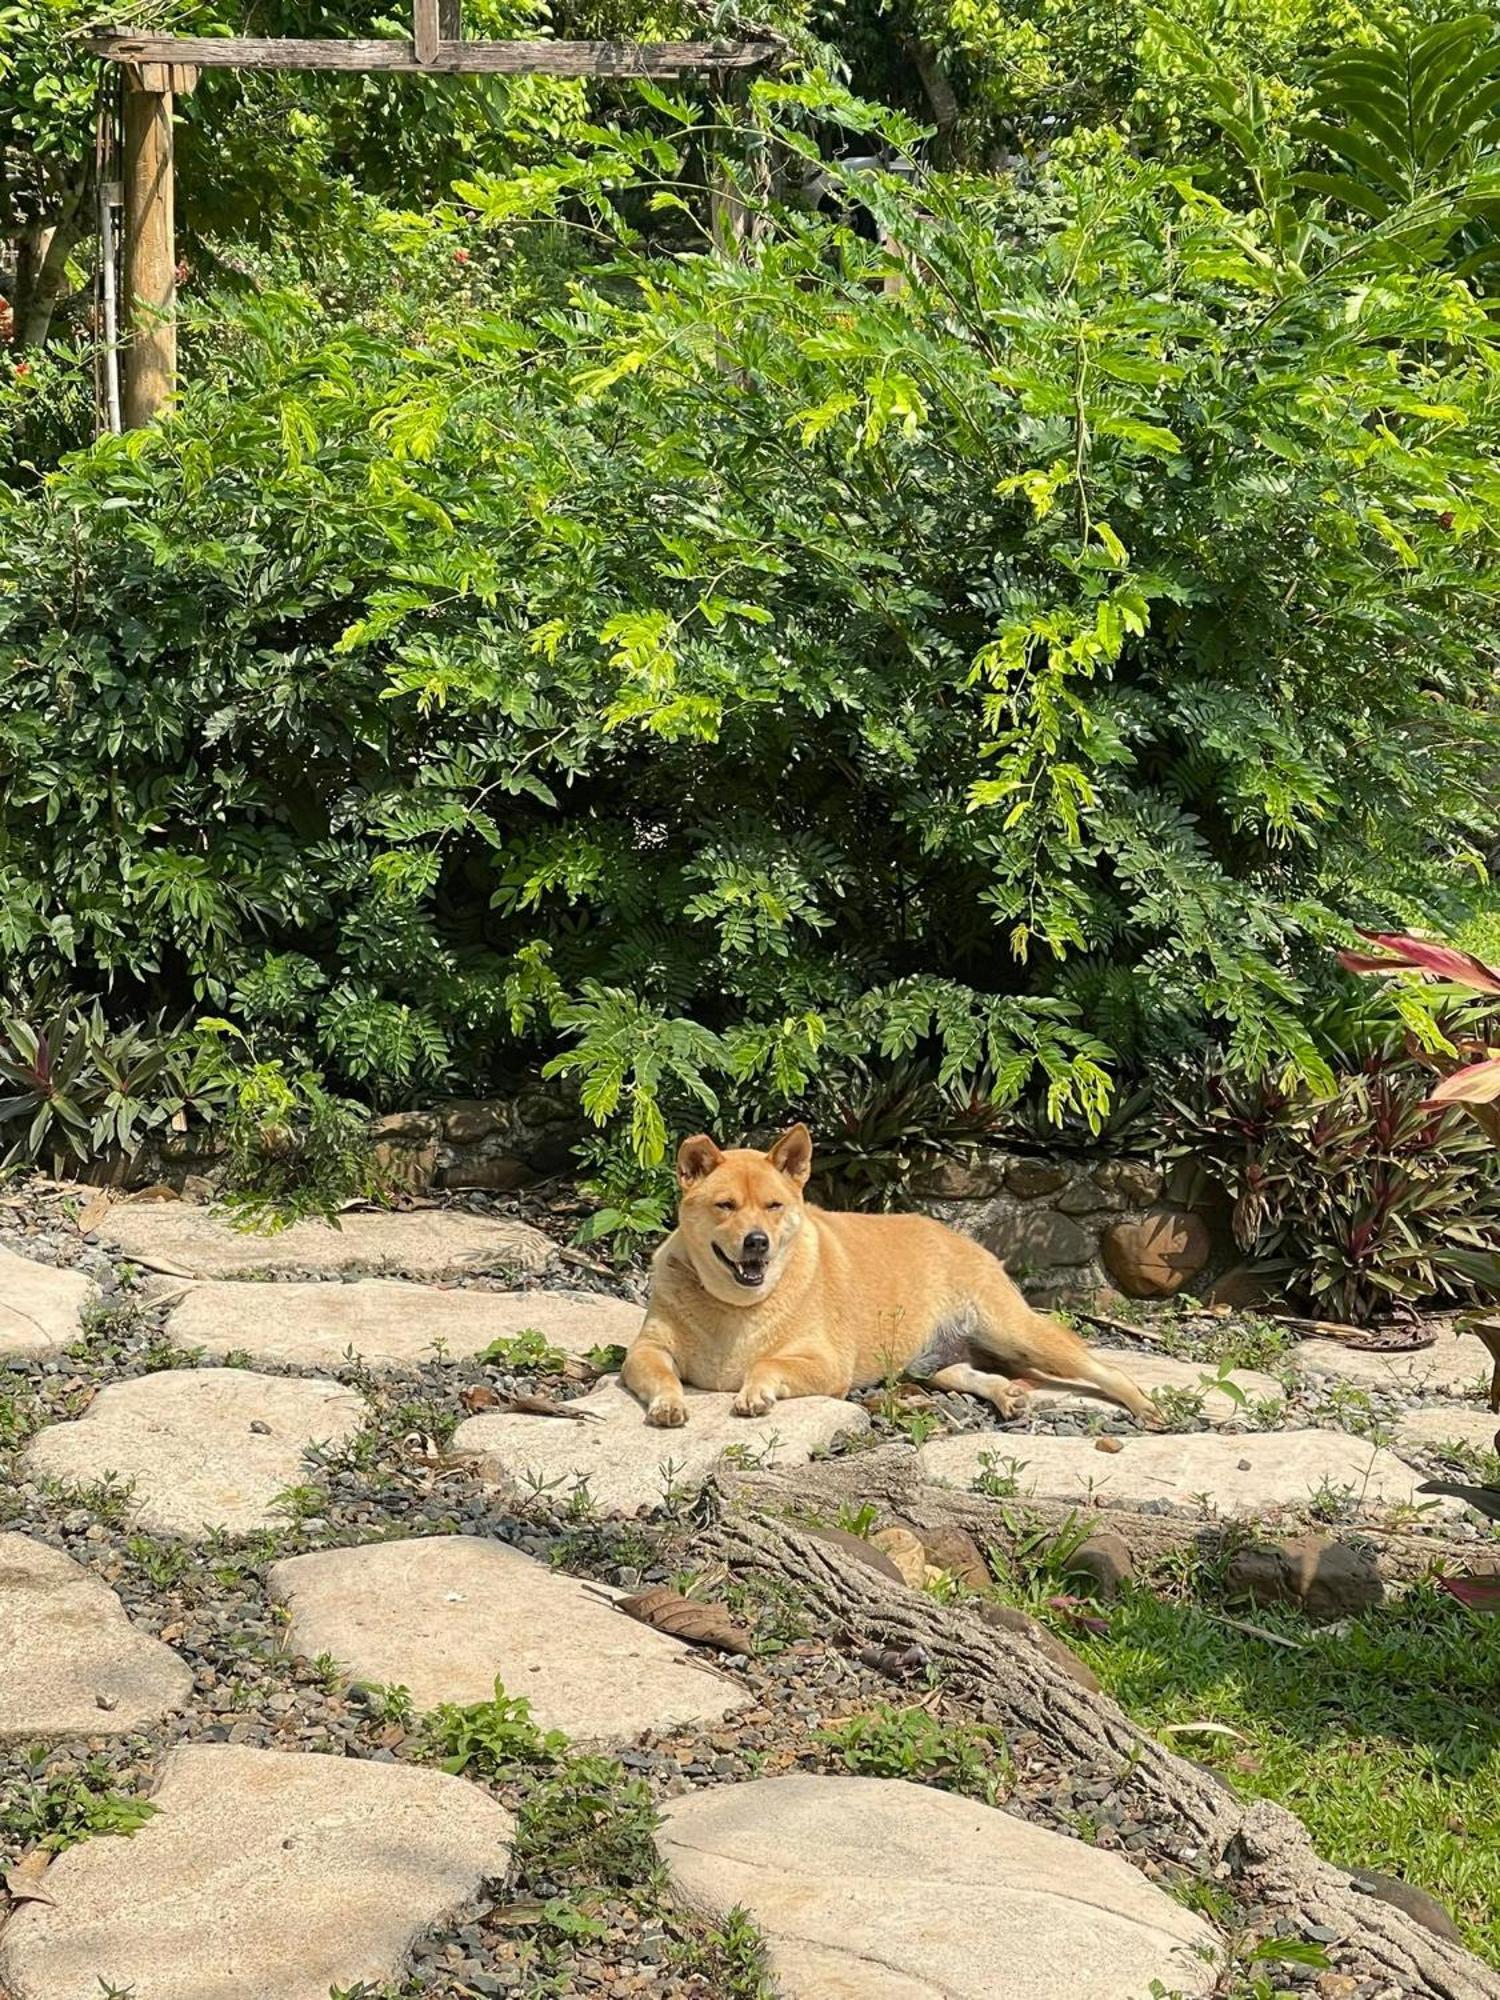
[741,1230,769,1256]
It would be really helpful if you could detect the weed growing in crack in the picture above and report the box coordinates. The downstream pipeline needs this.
[818,1704,1012,1806]
[2,1760,159,1855]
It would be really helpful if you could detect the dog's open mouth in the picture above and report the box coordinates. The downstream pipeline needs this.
[713,1243,768,1290]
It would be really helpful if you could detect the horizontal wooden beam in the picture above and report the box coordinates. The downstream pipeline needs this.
[89,32,780,75]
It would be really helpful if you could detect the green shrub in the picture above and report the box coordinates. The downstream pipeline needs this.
[1,95,1495,1187]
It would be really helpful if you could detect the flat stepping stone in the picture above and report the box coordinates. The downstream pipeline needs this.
[657,1773,1218,1999]
[269,1534,750,1740]
[1024,1350,1283,1425]
[1393,1405,1500,1458]
[1291,1327,1489,1399]
[454,1372,868,1516]
[920,1428,1463,1521]
[0,1743,512,2000]
[22,1369,364,1537]
[166,1279,639,1372]
[99,1203,554,1280]
[0,1533,192,1739]
[0,1245,94,1360]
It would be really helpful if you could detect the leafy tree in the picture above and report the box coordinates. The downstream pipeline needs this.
[2,89,1495,1180]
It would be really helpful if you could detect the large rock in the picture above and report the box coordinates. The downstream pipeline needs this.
[98,1204,554,1280]
[166,1280,639,1373]
[0,1744,513,2000]
[985,1202,1097,1271]
[1394,1405,1500,1458]
[1022,1350,1283,1425]
[656,1774,1218,1999]
[1223,1532,1383,1621]
[0,1245,95,1360]
[268,1535,750,1741]
[454,1372,867,1517]
[0,1533,192,1739]
[1101,1211,1211,1299]
[1292,1328,1491,1400]
[22,1370,364,1537]
[920,1429,1461,1522]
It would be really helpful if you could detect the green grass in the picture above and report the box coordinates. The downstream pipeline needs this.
[1055,1582,1500,1964]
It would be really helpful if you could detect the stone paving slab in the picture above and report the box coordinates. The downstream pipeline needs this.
[165,1279,640,1372]
[453,1373,868,1516]
[21,1369,365,1537]
[269,1534,750,1740]
[657,1773,1218,1999]
[920,1428,1463,1521]
[1291,1327,1490,1399]
[0,1244,95,1360]
[0,1743,514,2000]
[0,1532,193,1740]
[1023,1350,1284,1425]
[97,1202,555,1279]
[1392,1404,1500,1458]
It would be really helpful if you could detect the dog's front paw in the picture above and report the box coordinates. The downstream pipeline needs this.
[646,1394,688,1429]
[732,1384,777,1418]
[1139,1400,1167,1433]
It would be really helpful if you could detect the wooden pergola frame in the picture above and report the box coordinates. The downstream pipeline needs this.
[90,5,779,425]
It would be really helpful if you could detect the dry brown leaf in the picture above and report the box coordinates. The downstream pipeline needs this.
[500,1391,602,1421]
[856,1640,929,1678]
[75,1192,116,1235]
[4,1851,55,1908]
[617,1585,754,1655]
[459,1384,502,1415]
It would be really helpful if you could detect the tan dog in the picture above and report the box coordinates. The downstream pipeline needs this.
[622,1125,1162,1429]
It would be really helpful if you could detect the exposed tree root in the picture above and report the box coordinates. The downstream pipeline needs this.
[707,1496,1500,2000]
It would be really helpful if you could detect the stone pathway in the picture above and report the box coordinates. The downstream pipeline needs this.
[95,1201,555,1278]
[1291,1326,1490,1399]
[5,1198,1499,1998]
[268,1535,751,1740]
[167,1278,639,1371]
[21,1369,365,1535]
[1024,1349,1283,1424]
[0,1244,94,1360]
[453,1371,869,1516]
[0,1534,192,1739]
[0,1744,513,2000]
[657,1773,1218,1998]
[921,1427,1464,1519]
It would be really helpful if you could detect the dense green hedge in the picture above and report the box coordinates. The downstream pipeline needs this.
[2,102,1497,1170]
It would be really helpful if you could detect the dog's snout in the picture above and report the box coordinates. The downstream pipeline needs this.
[741,1229,770,1256]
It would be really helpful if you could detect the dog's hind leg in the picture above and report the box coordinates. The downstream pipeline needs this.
[966,1277,1164,1429]
[927,1362,1029,1421]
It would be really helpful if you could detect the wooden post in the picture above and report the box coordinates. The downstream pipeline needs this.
[121,64,177,426]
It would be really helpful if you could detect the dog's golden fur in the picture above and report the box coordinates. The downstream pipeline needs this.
[621,1125,1162,1429]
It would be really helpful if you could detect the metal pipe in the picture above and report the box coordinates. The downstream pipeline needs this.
[99,177,122,435]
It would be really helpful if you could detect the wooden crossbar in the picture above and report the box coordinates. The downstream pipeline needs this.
[90,33,779,74]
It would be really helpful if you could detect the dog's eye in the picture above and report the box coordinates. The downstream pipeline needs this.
[767,1202,784,1211]
[715,1200,736,1213]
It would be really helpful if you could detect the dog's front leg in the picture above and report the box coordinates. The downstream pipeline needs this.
[622,1332,689,1428]
[733,1348,841,1417]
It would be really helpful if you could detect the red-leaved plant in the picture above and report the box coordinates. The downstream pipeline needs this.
[1340,930,1500,1609]
[1337,932,1500,1145]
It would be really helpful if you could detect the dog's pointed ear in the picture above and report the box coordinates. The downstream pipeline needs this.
[676,1134,724,1189]
[767,1123,813,1188]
